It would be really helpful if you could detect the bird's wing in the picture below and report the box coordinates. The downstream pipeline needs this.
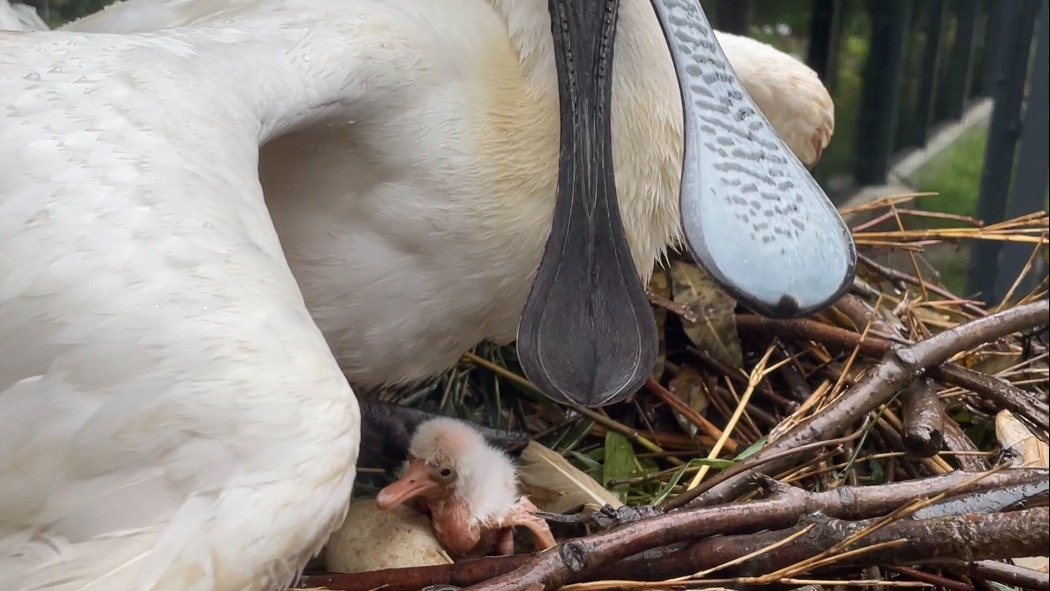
[651,0,855,318]
[0,20,392,589]
[60,0,219,32]
[61,0,330,32]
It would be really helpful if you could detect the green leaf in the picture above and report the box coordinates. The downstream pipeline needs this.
[602,431,637,502]
[734,436,768,460]
[646,455,744,505]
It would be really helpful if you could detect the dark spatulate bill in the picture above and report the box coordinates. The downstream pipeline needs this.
[649,0,856,318]
[517,0,658,407]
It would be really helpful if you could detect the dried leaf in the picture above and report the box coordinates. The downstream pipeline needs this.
[517,441,622,514]
[908,305,955,330]
[669,260,743,369]
[668,369,710,437]
[996,410,1050,574]
[968,351,1025,376]
[648,267,670,381]
[996,410,1049,469]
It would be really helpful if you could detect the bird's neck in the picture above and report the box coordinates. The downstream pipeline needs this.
[487,0,685,279]
[488,0,673,96]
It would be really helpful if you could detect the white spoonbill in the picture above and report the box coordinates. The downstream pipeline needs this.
[1,0,851,589]
[42,0,851,406]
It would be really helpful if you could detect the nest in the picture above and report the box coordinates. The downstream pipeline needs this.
[298,195,1049,591]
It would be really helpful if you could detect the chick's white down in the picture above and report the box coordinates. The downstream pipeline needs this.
[407,418,522,526]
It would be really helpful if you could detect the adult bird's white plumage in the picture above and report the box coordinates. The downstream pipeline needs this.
[50,0,836,391]
[1,0,835,588]
[0,19,369,591]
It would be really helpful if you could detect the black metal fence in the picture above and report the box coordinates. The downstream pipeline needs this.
[708,0,1048,306]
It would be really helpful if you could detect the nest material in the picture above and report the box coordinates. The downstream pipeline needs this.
[299,196,1049,591]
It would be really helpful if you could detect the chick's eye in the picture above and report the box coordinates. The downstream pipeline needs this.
[436,466,456,481]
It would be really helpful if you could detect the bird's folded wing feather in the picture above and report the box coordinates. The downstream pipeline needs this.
[0,25,372,590]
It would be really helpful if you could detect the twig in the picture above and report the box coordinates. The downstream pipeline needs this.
[468,471,1049,590]
[462,481,808,591]
[687,347,777,489]
[793,468,1047,520]
[461,352,683,465]
[645,377,737,453]
[297,471,1047,591]
[884,565,974,591]
[857,254,988,318]
[900,378,944,458]
[677,302,1047,509]
[735,314,888,357]
[937,364,1050,438]
[660,422,871,510]
[942,560,1050,591]
[645,287,697,322]
[734,313,1049,437]
[663,507,1047,580]
[940,414,992,472]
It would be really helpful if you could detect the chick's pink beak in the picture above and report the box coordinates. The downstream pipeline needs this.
[375,458,442,511]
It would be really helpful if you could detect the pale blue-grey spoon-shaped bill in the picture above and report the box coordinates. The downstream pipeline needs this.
[649,0,857,318]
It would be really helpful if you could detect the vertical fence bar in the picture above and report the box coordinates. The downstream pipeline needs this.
[853,0,911,185]
[966,0,1042,303]
[807,0,840,86]
[714,0,750,35]
[947,0,981,118]
[980,0,1004,96]
[993,0,1049,303]
[910,0,947,147]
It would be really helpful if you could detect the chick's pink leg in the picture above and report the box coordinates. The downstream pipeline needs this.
[495,527,515,556]
[500,496,556,551]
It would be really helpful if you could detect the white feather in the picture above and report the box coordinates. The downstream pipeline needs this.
[518,441,623,514]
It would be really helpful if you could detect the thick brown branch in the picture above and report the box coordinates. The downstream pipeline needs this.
[937,363,1050,439]
[943,560,1050,591]
[735,314,888,358]
[295,471,1047,591]
[662,507,1048,578]
[675,302,1047,510]
[796,469,1048,520]
[462,483,808,591]
[736,312,1048,437]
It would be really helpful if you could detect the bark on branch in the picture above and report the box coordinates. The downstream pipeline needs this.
[669,302,1047,511]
